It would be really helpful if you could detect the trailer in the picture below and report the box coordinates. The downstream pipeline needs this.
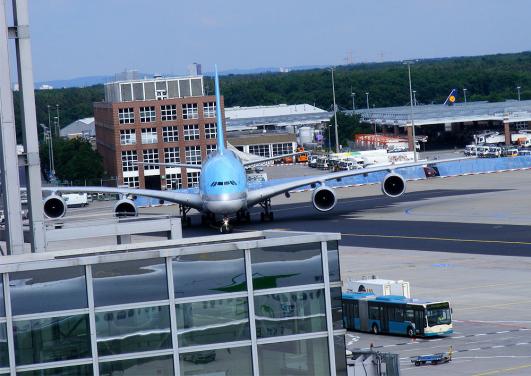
[411,348,453,366]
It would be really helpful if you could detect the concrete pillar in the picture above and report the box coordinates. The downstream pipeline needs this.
[504,119,511,145]
[407,125,414,151]
[393,125,399,136]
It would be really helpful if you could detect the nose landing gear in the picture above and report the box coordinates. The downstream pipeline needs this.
[220,216,232,234]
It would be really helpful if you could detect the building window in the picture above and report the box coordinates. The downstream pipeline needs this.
[123,176,139,188]
[161,104,177,121]
[141,128,158,144]
[182,103,198,119]
[166,173,182,190]
[185,146,202,164]
[162,126,179,142]
[272,142,293,156]
[143,149,159,170]
[118,108,134,124]
[206,144,217,155]
[140,106,156,123]
[249,144,270,157]
[121,150,138,172]
[184,124,200,141]
[164,147,180,164]
[205,123,217,139]
[120,129,136,145]
[187,171,200,187]
[203,102,216,118]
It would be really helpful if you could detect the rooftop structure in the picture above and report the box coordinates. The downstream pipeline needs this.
[59,117,95,139]
[350,100,531,127]
[0,230,346,375]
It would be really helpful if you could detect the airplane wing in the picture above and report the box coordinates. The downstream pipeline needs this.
[42,186,203,210]
[137,161,202,169]
[246,157,471,206]
[242,152,307,167]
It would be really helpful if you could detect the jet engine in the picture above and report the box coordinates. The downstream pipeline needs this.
[114,199,138,217]
[43,194,67,219]
[381,173,406,198]
[312,186,337,212]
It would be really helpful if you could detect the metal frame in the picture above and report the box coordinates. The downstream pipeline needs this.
[0,230,342,375]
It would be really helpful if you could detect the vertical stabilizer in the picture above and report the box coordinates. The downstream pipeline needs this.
[214,65,225,153]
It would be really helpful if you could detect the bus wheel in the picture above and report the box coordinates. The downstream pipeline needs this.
[407,327,415,338]
[371,324,379,335]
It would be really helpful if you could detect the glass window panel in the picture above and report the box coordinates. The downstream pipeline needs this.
[0,323,7,368]
[334,335,348,376]
[254,289,327,338]
[92,258,168,307]
[331,287,344,330]
[144,82,156,100]
[132,83,144,101]
[190,78,203,96]
[180,346,252,376]
[99,355,173,376]
[17,364,93,376]
[327,240,340,282]
[176,297,249,347]
[258,336,330,376]
[172,251,246,298]
[10,266,87,316]
[167,80,179,98]
[0,275,4,317]
[251,243,323,290]
[13,314,91,366]
[179,80,191,97]
[120,84,132,102]
[96,305,171,356]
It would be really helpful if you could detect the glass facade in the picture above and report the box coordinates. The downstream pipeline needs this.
[0,276,4,317]
[176,297,250,347]
[254,289,327,338]
[9,267,87,315]
[327,240,341,282]
[13,314,91,365]
[334,335,348,376]
[251,243,323,289]
[96,306,172,356]
[99,355,174,376]
[180,346,253,376]
[92,258,168,307]
[172,251,246,298]
[0,233,343,375]
[258,336,330,376]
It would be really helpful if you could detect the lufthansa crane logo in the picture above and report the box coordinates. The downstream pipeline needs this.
[449,95,456,103]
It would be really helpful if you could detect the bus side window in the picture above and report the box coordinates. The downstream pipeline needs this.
[369,305,380,320]
[406,309,414,322]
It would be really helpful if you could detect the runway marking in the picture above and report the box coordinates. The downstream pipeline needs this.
[472,363,531,376]
[341,233,531,246]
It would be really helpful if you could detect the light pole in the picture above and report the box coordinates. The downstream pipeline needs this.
[413,90,417,106]
[404,60,418,162]
[517,86,521,101]
[365,92,369,110]
[55,104,60,136]
[351,90,356,111]
[463,88,467,103]
[40,124,54,175]
[330,67,340,154]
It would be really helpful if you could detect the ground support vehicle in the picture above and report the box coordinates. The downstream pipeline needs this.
[411,352,452,366]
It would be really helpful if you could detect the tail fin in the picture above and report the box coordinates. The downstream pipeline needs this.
[444,89,457,105]
[214,65,225,153]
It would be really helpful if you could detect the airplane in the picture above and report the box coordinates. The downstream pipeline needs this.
[42,66,470,233]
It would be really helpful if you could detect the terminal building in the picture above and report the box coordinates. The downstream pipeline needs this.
[94,75,224,190]
[351,100,531,150]
[0,230,346,376]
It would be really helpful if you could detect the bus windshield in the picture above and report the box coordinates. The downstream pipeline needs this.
[426,303,451,326]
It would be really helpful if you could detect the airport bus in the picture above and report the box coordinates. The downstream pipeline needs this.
[342,293,452,337]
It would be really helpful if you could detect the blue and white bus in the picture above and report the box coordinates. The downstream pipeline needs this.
[342,293,452,337]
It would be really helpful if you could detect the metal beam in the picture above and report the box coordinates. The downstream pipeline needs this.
[12,0,46,252]
[0,0,25,255]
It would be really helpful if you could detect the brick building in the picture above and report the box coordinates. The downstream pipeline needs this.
[94,75,225,189]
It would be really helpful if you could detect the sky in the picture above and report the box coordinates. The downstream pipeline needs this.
[18,0,531,82]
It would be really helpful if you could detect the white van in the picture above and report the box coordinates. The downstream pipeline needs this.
[63,193,89,207]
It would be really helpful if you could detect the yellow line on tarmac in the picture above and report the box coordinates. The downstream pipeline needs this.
[472,363,531,376]
[342,233,531,246]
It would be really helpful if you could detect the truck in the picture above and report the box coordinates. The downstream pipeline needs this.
[63,193,89,207]
[345,278,411,298]
[473,132,505,145]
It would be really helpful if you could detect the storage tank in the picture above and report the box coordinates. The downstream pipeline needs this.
[298,126,314,145]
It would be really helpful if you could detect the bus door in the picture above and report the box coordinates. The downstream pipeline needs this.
[343,301,354,330]
[380,304,389,333]
[358,300,369,332]
[414,308,425,335]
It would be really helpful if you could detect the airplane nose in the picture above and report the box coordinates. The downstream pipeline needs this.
[205,199,246,214]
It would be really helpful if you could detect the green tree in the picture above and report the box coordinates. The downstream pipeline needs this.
[326,113,371,149]
[40,138,104,183]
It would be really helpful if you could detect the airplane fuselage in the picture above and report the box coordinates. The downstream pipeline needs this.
[199,150,248,215]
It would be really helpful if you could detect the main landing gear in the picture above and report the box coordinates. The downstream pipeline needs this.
[236,209,251,224]
[259,199,274,222]
[179,205,192,227]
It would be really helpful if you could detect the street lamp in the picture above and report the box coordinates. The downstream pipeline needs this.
[40,124,55,175]
[403,60,418,162]
[412,90,417,106]
[463,88,467,104]
[365,92,369,110]
[55,104,60,136]
[351,90,356,111]
[517,86,521,101]
[330,67,340,154]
